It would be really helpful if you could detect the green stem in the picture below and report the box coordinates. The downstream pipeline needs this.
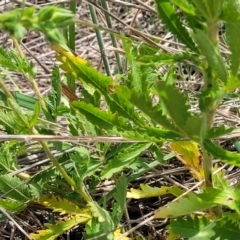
[12,38,47,110]
[79,179,92,204]
[100,0,122,73]
[202,146,213,187]
[0,71,91,203]
[35,131,92,204]
[0,76,74,188]
[200,18,220,188]
[0,76,14,99]
[69,1,76,52]
[12,37,25,59]
[200,19,222,216]
[207,20,219,46]
[67,0,76,92]
[41,140,91,203]
[88,4,111,76]
[27,76,47,110]
[38,139,76,189]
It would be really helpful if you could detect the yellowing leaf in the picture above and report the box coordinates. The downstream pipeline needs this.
[114,229,132,240]
[167,231,180,240]
[38,194,91,217]
[51,44,70,53]
[52,44,89,77]
[30,216,90,240]
[127,184,184,199]
[52,44,88,65]
[52,43,113,95]
[171,141,204,180]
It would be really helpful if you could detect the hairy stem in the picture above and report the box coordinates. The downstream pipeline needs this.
[200,19,222,217]
[201,18,220,187]
[0,74,92,203]
[12,38,47,110]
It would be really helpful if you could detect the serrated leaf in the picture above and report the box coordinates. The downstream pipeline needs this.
[222,212,240,224]
[169,216,216,240]
[81,88,100,108]
[53,45,145,127]
[112,175,127,224]
[202,187,240,213]
[225,74,240,92]
[171,141,204,180]
[8,98,29,128]
[71,152,101,180]
[51,66,61,107]
[155,81,201,139]
[203,139,240,166]
[30,167,56,188]
[72,101,132,132]
[204,0,224,19]
[113,175,127,208]
[226,22,240,77]
[38,194,91,216]
[155,0,196,51]
[155,190,220,218]
[213,171,233,191]
[29,101,41,127]
[105,143,131,160]
[0,175,33,202]
[129,89,180,134]
[0,46,36,77]
[198,87,226,113]
[221,0,240,22]
[192,29,228,83]
[192,0,210,19]
[139,52,199,65]
[122,37,142,92]
[0,109,22,133]
[171,0,197,16]
[0,149,17,173]
[38,6,74,28]
[30,215,90,240]
[127,184,184,199]
[0,198,26,212]
[52,45,112,95]
[89,202,114,240]
[98,158,166,206]
[124,126,181,141]
[212,174,240,213]
[164,65,176,85]
[207,125,234,138]
[151,144,165,163]
[155,81,190,129]
[101,143,152,179]
[213,217,240,240]
[108,88,145,127]
[181,116,202,140]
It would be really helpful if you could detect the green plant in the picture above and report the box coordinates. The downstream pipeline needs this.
[0,4,158,240]
[1,1,240,239]
[120,1,240,239]
[53,0,240,239]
